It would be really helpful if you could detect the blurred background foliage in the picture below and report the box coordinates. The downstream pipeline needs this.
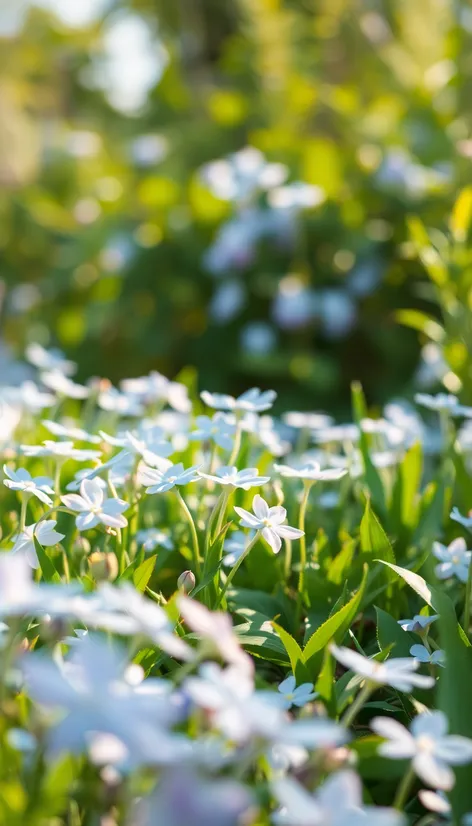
[1,0,472,413]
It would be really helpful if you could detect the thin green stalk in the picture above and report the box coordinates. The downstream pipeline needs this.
[176,490,202,578]
[53,460,64,502]
[393,764,416,811]
[341,681,374,728]
[463,551,472,635]
[284,539,292,582]
[295,481,313,625]
[228,415,243,467]
[215,531,260,609]
[19,496,29,533]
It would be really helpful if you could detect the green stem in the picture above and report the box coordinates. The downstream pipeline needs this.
[215,531,260,609]
[463,551,472,636]
[341,681,374,728]
[176,490,201,579]
[295,481,313,625]
[19,496,29,533]
[393,764,416,811]
[228,416,243,466]
[284,539,292,582]
[54,461,64,502]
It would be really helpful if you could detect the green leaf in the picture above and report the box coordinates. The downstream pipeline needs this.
[273,622,310,683]
[407,215,448,286]
[436,588,472,820]
[393,310,444,343]
[378,561,435,607]
[234,608,289,665]
[132,554,157,592]
[360,499,395,579]
[375,607,416,658]
[34,538,61,584]
[315,646,337,715]
[327,538,357,585]
[450,186,472,243]
[414,470,453,546]
[390,441,423,534]
[351,382,386,515]
[303,566,368,680]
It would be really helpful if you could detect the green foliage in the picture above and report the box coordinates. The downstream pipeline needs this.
[2,0,472,410]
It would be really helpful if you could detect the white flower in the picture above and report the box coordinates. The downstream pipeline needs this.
[268,181,325,210]
[451,507,472,531]
[273,770,403,826]
[136,528,173,552]
[3,465,54,506]
[190,413,236,450]
[12,520,65,569]
[223,530,255,567]
[41,371,90,399]
[274,461,348,482]
[98,387,143,416]
[61,478,128,531]
[20,440,101,462]
[200,146,287,203]
[313,423,359,444]
[0,553,80,618]
[100,427,173,465]
[433,537,472,583]
[276,675,317,709]
[96,583,192,661]
[330,645,435,691]
[42,419,101,444]
[177,595,253,674]
[121,372,191,413]
[138,462,200,494]
[283,411,334,430]
[398,615,438,633]
[410,644,445,667]
[371,711,472,791]
[415,393,461,413]
[185,663,281,743]
[199,465,270,490]
[26,343,76,375]
[418,789,451,815]
[201,387,276,413]
[2,381,55,412]
[134,767,253,826]
[240,412,290,456]
[21,635,185,763]
[234,494,304,554]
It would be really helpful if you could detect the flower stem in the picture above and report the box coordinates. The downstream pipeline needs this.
[295,481,313,625]
[54,461,63,501]
[463,551,472,636]
[284,539,292,582]
[393,764,416,811]
[228,415,243,467]
[341,681,374,728]
[176,490,202,579]
[215,531,260,609]
[19,497,29,533]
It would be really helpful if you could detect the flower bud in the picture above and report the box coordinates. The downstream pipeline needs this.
[88,551,119,582]
[177,570,195,593]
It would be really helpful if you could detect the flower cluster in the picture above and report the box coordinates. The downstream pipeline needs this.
[0,346,472,824]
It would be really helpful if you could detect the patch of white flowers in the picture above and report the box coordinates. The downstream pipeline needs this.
[0,349,472,825]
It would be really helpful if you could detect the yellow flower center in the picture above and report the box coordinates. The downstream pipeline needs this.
[417,735,435,753]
